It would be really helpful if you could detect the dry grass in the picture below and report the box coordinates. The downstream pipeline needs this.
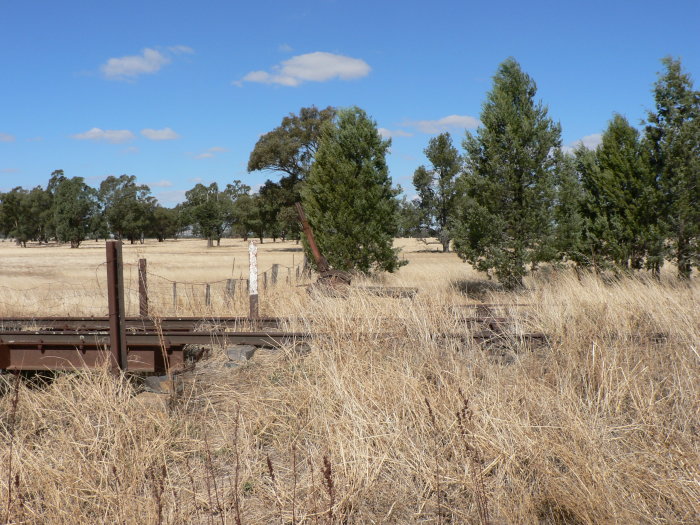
[0,238,699,523]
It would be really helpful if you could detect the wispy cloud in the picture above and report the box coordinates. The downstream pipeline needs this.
[236,51,370,87]
[0,168,20,174]
[404,115,480,134]
[72,127,135,144]
[149,179,173,188]
[278,43,293,53]
[378,128,413,139]
[141,127,181,141]
[168,45,194,55]
[188,177,203,183]
[0,133,15,142]
[194,146,228,159]
[100,45,193,80]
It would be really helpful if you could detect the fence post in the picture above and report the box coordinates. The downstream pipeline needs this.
[263,271,268,291]
[249,241,259,319]
[226,279,235,304]
[172,282,177,311]
[138,258,148,318]
[106,241,127,372]
[272,264,279,285]
[205,283,211,307]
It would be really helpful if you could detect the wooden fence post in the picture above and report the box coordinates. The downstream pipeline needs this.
[172,282,177,310]
[138,258,148,318]
[106,241,127,372]
[205,283,211,307]
[271,264,279,285]
[226,279,235,304]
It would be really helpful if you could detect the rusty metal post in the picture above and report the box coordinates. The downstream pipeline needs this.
[295,202,330,272]
[272,264,279,285]
[138,258,148,318]
[106,241,127,371]
[248,241,259,319]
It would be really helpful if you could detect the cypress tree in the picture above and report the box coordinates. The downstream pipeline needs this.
[645,57,700,279]
[452,58,561,289]
[302,106,403,274]
[595,114,658,270]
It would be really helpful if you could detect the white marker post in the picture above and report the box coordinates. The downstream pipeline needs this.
[248,240,259,318]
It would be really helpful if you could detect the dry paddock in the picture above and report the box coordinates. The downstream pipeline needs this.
[0,238,698,523]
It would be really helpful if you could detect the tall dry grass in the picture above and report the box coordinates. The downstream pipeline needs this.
[0,239,698,523]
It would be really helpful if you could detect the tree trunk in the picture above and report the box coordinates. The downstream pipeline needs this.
[207,237,213,248]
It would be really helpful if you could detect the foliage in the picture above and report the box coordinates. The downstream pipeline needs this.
[98,175,156,243]
[302,106,404,273]
[412,132,461,251]
[452,58,561,289]
[181,183,229,246]
[53,176,99,248]
[248,105,336,192]
[645,57,700,278]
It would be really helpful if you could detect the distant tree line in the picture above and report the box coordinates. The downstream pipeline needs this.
[0,171,302,249]
[1,57,697,285]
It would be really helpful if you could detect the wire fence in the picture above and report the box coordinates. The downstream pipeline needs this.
[0,257,311,318]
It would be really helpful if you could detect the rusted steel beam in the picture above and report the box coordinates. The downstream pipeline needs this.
[295,202,329,273]
[0,330,311,372]
[106,241,128,371]
[0,316,284,332]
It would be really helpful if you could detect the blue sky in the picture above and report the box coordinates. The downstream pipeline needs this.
[1,0,698,205]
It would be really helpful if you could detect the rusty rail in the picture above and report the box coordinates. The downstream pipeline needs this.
[0,330,311,373]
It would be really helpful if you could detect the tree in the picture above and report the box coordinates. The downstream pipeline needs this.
[412,132,461,251]
[149,206,180,242]
[98,175,156,243]
[182,183,228,246]
[452,58,561,289]
[552,151,588,268]
[396,196,422,238]
[248,106,336,205]
[302,106,404,274]
[645,57,700,279]
[595,114,659,270]
[53,177,99,248]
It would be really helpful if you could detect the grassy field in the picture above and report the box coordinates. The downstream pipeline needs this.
[0,238,698,523]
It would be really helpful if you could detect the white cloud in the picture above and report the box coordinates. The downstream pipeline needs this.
[188,177,203,183]
[101,48,170,79]
[0,133,15,142]
[0,168,19,174]
[72,127,135,144]
[278,43,293,53]
[141,127,181,140]
[575,133,603,150]
[149,179,173,188]
[404,115,480,134]
[156,190,186,206]
[562,133,603,155]
[237,51,371,87]
[194,146,228,159]
[378,128,413,139]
